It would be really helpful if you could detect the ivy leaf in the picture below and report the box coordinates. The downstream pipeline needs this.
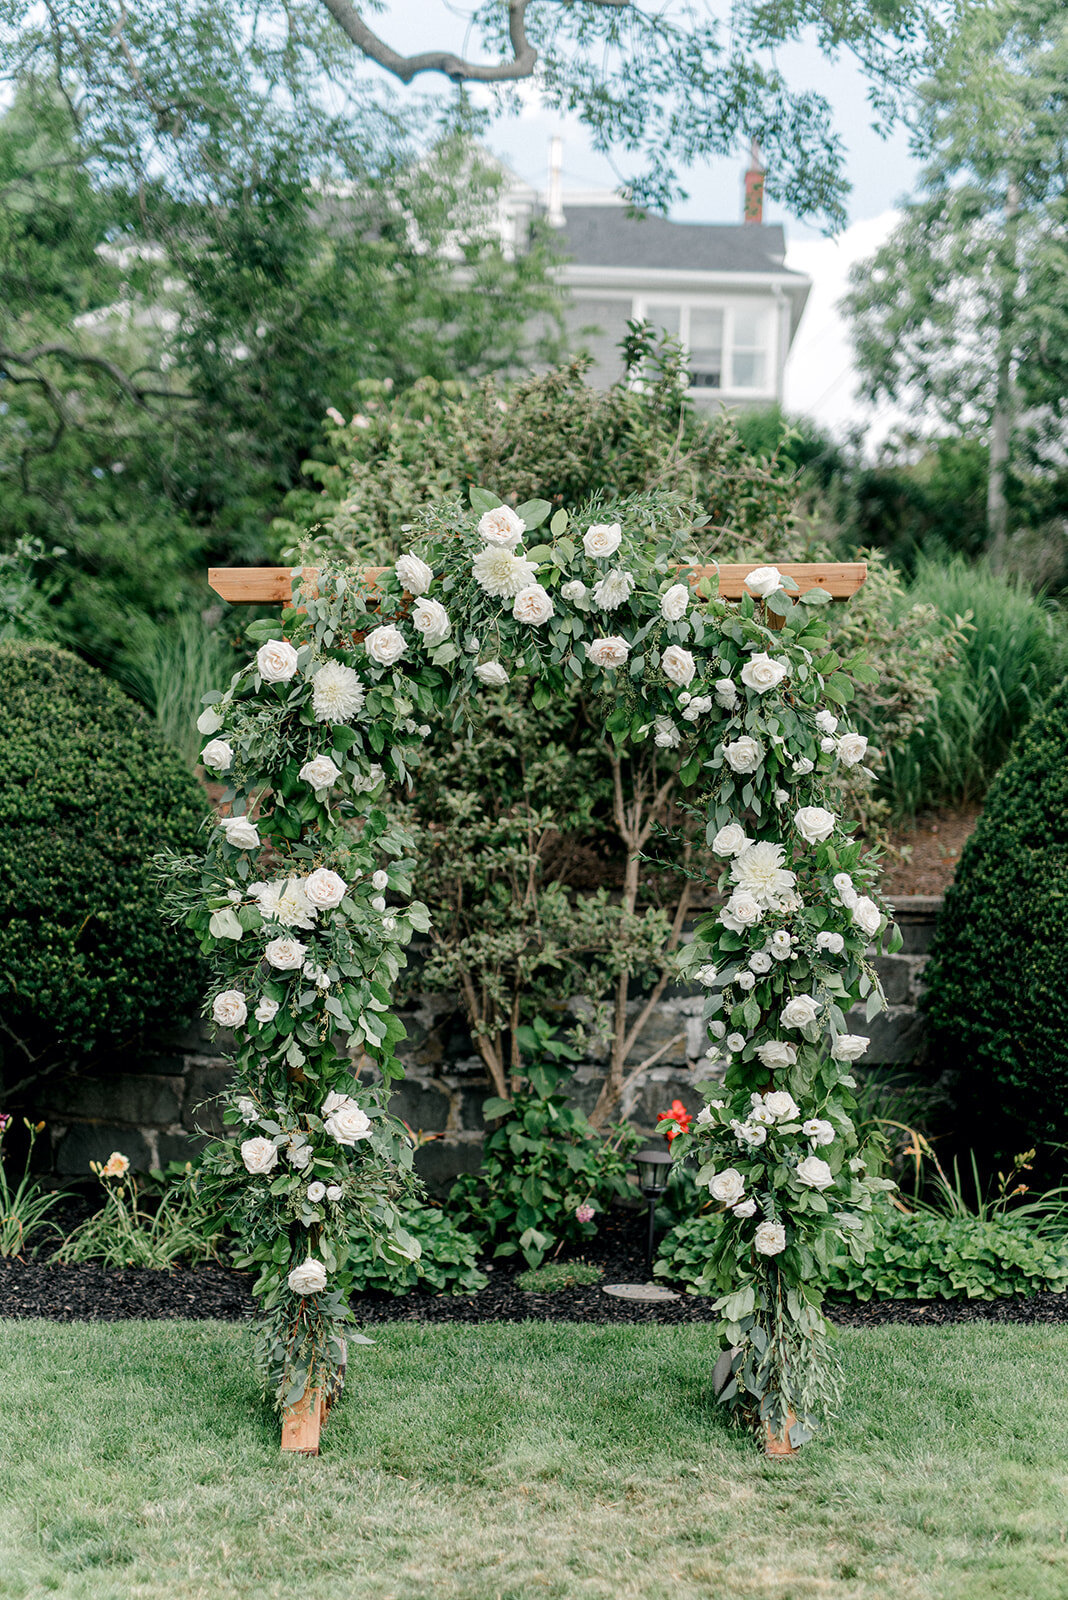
[469,485,502,514]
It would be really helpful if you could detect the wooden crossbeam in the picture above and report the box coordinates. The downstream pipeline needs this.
[208,561,867,606]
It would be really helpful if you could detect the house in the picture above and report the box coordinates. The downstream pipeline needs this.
[497,145,810,408]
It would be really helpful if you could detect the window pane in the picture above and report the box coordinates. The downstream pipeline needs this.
[643,302,682,337]
[732,350,767,389]
[733,308,767,349]
[688,307,723,388]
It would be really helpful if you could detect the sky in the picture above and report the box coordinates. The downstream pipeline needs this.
[351,3,926,438]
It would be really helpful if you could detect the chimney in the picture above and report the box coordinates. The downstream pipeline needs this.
[547,135,565,227]
[743,138,764,225]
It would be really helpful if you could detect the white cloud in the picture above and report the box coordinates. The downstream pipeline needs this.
[784,212,910,445]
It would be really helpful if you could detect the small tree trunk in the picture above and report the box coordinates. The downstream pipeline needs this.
[987,177,1021,551]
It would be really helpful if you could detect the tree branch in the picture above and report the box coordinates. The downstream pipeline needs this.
[318,0,629,85]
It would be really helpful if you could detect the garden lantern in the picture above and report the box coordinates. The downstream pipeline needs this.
[633,1148,672,1282]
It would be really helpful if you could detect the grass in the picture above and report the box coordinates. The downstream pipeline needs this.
[4,1321,1068,1600]
[515,1260,604,1291]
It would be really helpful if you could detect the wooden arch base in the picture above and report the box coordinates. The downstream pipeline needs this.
[212,558,867,1454]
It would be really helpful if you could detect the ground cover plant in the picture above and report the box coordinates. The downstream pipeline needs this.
[159,486,893,1445]
[4,1319,1068,1600]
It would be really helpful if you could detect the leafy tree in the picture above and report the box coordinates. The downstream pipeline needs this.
[845,0,1068,547]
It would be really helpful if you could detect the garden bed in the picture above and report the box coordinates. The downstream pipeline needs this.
[4,1204,1067,1328]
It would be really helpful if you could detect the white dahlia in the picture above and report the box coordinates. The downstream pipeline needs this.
[472,546,537,599]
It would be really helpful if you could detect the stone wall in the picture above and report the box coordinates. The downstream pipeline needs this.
[37,895,941,1189]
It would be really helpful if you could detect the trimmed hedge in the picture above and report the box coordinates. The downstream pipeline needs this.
[0,642,206,1071]
[922,676,1068,1150]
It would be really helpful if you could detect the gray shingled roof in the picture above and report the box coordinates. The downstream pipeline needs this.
[559,206,804,275]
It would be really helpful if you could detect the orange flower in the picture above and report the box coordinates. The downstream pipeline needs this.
[657,1099,693,1143]
[99,1152,130,1179]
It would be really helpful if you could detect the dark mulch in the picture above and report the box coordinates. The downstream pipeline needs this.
[3,1204,1067,1328]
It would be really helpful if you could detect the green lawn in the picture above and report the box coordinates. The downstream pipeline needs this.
[3,1320,1067,1600]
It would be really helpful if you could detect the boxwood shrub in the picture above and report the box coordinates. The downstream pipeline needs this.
[0,642,207,1072]
[922,676,1068,1151]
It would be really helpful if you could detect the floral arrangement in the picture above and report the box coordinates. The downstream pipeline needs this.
[161,485,894,1444]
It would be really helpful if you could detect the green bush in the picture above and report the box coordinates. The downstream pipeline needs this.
[0,643,206,1078]
[346,1201,487,1296]
[823,1209,1068,1302]
[656,1204,1068,1302]
[922,677,1068,1150]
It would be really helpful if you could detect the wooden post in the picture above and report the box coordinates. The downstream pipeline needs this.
[210,557,866,1457]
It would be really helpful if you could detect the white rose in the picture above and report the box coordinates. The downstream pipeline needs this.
[304,868,347,910]
[306,1181,327,1203]
[660,583,690,622]
[736,971,756,992]
[395,552,433,595]
[709,1168,746,1206]
[237,1097,258,1122]
[821,737,837,753]
[560,579,587,602]
[264,937,306,971]
[288,1258,328,1295]
[744,565,784,598]
[733,1196,758,1218]
[220,815,260,850]
[723,736,764,774]
[311,661,365,724]
[592,569,635,611]
[653,716,681,749]
[365,624,407,668]
[472,546,537,598]
[709,1021,726,1039]
[696,1105,715,1126]
[241,1137,278,1175]
[370,895,386,912]
[734,1120,767,1148]
[287,1137,313,1171]
[352,764,384,793]
[804,1118,836,1147]
[781,995,820,1030]
[852,897,883,937]
[513,584,554,626]
[715,678,739,710]
[815,709,839,735]
[740,652,788,693]
[412,598,451,647]
[796,1155,834,1190]
[755,1040,796,1070]
[326,1184,343,1202]
[322,1092,372,1146]
[254,997,279,1024]
[849,1157,866,1174]
[475,661,510,687]
[816,931,845,955]
[726,890,763,928]
[712,823,750,857]
[769,929,792,959]
[212,989,247,1028]
[831,1034,869,1062]
[661,645,696,687]
[201,739,233,772]
[764,1091,800,1121]
[792,757,815,777]
[681,696,713,721]
[587,636,630,669]
[794,806,837,846]
[371,869,388,892]
[726,1033,746,1053]
[478,505,525,547]
[836,731,869,767]
[694,963,719,987]
[749,951,772,974]
[583,521,622,559]
[300,754,342,791]
[257,639,299,682]
[755,1221,787,1256]
[833,872,858,907]
[197,705,224,735]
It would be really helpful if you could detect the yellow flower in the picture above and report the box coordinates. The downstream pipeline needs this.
[100,1152,130,1179]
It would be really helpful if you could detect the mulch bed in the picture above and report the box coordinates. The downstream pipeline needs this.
[3,1204,1067,1329]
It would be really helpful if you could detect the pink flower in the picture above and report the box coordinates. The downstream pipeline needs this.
[575,1203,595,1224]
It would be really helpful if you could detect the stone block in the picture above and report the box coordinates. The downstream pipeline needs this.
[183,1067,234,1135]
[888,901,941,955]
[56,1124,153,1177]
[458,1082,498,1130]
[628,1072,704,1131]
[387,1079,450,1135]
[623,1012,690,1067]
[415,1136,483,1195]
[844,1005,925,1066]
[156,1130,209,1167]
[44,1073,184,1127]
[872,955,912,1007]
